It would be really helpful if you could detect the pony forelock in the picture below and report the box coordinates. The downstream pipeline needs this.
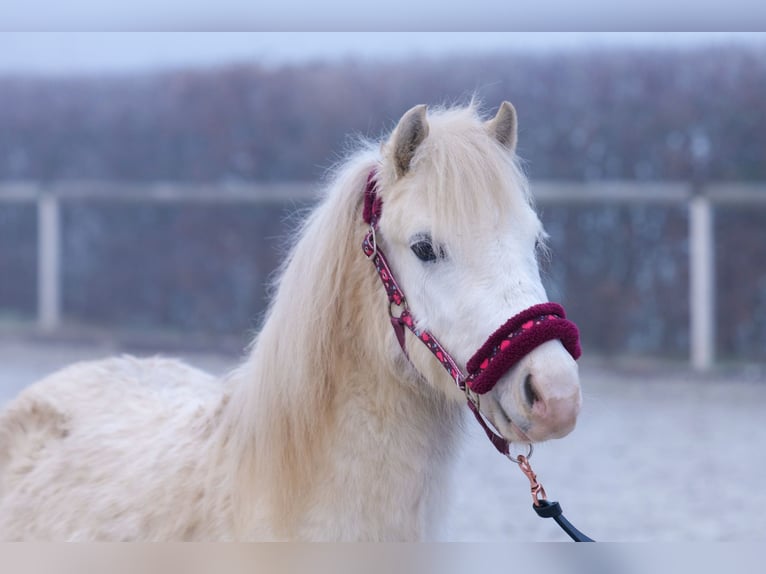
[381,103,531,248]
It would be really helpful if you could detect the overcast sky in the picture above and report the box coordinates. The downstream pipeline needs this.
[3,1,766,31]
[1,32,764,76]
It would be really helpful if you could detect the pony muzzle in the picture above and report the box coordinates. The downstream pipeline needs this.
[465,303,582,442]
[465,302,581,395]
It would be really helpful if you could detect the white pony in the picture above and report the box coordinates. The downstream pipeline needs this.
[0,101,581,541]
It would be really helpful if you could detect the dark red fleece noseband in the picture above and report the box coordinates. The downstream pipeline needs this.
[362,170,581,455]
[465,302,581,394]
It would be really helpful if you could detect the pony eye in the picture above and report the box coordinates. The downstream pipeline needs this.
[411,238,438,262]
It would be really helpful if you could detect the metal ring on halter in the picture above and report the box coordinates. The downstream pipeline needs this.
[365,226,377,260]
[505,443,534,464]
[388,299,408,319]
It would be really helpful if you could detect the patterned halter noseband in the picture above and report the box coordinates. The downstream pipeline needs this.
[361,169,582,455]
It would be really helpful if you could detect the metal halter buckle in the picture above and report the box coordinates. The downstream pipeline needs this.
[365,226,377,260]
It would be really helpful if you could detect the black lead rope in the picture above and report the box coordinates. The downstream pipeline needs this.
[533,499,595,542]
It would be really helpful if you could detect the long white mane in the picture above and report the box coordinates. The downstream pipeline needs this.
[220,147,381,535]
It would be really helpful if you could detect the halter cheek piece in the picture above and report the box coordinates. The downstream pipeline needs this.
[361,169,582,456]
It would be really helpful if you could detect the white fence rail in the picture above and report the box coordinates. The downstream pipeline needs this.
[2,180,766,371]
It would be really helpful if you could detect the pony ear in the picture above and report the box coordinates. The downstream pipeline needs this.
[390,104,429,178]
[486,101,518,152]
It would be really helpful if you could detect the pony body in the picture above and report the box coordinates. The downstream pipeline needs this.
[0,102,581,540]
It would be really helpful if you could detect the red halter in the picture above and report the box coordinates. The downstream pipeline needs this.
[362,170,582,455]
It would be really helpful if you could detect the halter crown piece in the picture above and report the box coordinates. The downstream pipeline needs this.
[361,169,582,456]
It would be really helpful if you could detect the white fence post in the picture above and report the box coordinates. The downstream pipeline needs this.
[38,192,61,332]
[689,193,715,371]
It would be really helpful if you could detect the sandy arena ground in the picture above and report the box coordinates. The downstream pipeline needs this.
[1,337,764,542]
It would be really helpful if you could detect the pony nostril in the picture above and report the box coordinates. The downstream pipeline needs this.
[523,373,540,407]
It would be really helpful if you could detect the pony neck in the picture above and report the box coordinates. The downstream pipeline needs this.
[224,156,463,540]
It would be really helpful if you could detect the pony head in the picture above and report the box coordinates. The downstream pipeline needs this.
[372,102,582,444]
